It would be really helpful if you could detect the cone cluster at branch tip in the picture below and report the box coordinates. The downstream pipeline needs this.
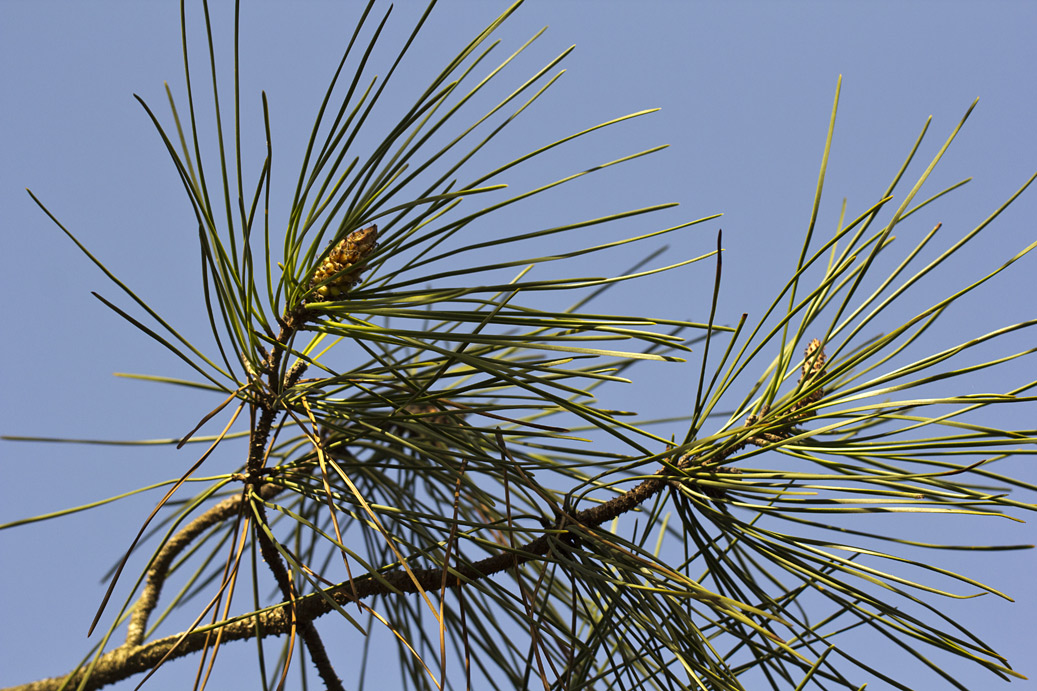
[798,338,827,411]
[308,224,379,300]
[801,338,827,382]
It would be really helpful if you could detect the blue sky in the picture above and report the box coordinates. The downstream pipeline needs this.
[2,3,1035,690]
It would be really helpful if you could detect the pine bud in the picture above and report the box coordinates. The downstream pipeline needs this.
[307,224,378,300]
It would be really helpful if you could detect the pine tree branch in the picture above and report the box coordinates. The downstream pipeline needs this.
[4,417,797,691]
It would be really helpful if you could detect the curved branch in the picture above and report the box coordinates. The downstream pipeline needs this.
[2,449,725,691]
[125,483,285,647]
